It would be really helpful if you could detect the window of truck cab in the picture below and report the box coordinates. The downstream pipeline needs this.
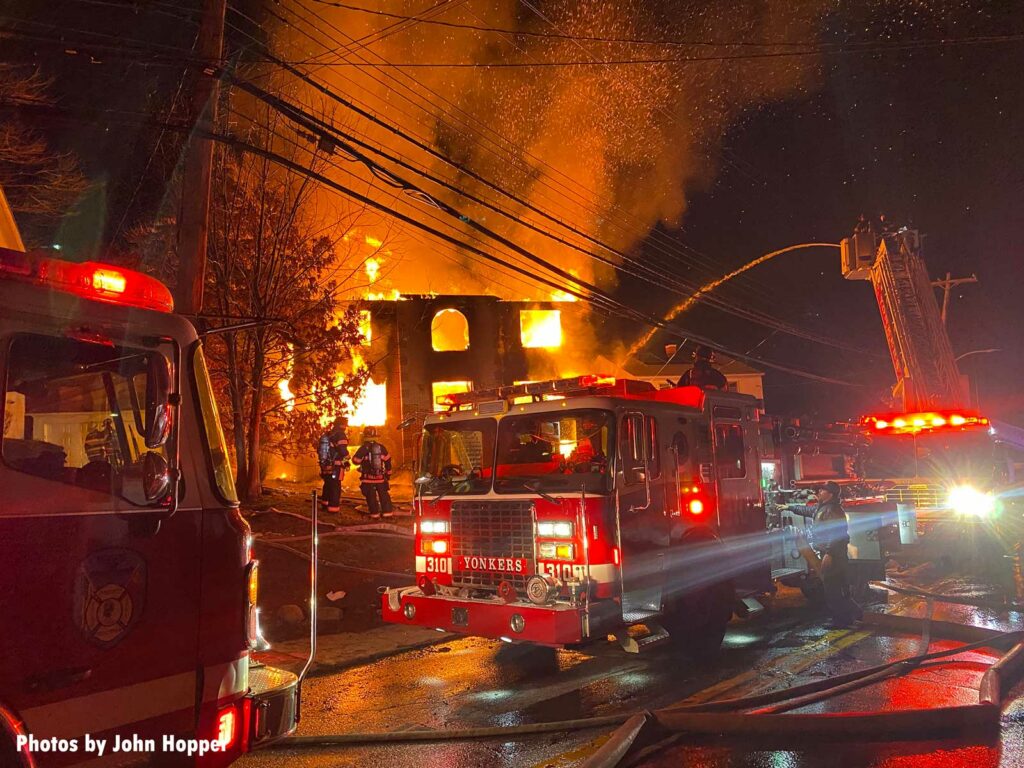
[494,409,613,495]
[420,417,496,495]
[1,333,173,511]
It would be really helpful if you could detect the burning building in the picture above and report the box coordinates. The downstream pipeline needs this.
[271,294,763,482]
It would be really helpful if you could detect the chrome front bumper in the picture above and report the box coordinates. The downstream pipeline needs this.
[247,663,300,749]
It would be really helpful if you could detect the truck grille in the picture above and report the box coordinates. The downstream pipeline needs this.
[451,500,535,592]
[885,484,945,510]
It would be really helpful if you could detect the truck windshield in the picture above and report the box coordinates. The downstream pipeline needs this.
[420,417,496,495]
[863,431,998,482]
[495,409,613,495]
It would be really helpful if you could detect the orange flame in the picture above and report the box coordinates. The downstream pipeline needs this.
[520,309,563,349]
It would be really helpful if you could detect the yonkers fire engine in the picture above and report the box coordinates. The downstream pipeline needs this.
[0,246,309,767]
[382,375,779,655]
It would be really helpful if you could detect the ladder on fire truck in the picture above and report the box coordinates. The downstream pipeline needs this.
[841,227,966,411]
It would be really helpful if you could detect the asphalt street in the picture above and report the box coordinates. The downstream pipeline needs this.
[240,587,1024,768]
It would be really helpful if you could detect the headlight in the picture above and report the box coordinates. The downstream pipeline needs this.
[420,520,449,534]
[537,521,574,538]
[948,485,995,519]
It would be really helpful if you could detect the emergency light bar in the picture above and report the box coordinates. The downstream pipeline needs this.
[863,410,989,435]
[437,374,618,409]
[0,247,174,313]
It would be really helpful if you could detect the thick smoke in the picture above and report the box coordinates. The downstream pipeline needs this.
[272,0,828,301]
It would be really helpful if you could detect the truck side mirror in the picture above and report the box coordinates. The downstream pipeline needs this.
[142,451,171,502]
[145,354,172,449]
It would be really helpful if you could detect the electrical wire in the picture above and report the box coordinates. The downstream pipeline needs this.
[227,70,877,355]
[248,2,817,316]
[8,4,876,355]
[0,95,860,385]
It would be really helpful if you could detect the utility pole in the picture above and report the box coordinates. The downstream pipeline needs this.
[931,272,978,326]
[175,0,226,316]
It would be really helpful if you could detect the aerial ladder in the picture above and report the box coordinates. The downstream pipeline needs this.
[841,225,968,411]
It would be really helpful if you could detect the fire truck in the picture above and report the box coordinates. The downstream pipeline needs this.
[381,375,780,655]
[0,247,308,767]
[839,224,1024,523]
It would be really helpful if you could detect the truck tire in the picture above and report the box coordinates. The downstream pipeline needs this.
[663,577,734,660]
[662,530,734,660]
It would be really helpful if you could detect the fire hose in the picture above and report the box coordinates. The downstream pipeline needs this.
[271,617,1024,755]
[869,579,1023,610]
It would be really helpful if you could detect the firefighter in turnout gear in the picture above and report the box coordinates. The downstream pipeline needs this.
[676,345,728,390]
[318,416,349,513]
[813,481,863,628]
[352,426,393,518]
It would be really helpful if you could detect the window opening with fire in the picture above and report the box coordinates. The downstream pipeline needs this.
[420,417,496,495]
[494,409,613,494]
[431,308,469,352]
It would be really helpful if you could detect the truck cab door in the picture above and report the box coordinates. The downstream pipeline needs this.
[710,404,771,592]
[0,332,201,746]
[616,411,665,619]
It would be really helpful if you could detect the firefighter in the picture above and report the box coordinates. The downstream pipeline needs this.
[812,481,863,628]
[676,345,727,390]
[85,418,121,471]
[352,426,393,519]
[317,416,349,514]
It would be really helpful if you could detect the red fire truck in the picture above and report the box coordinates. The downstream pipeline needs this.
[0,248,307,767]
[382,375,776,655]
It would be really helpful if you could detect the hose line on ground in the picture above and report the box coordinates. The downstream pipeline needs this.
[272,621,1023,750]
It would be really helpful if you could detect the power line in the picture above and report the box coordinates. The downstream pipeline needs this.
[5,8,872,357]
[253,1,770,303]
[289,0,1024,62]
[226,71,877,355]
[225,33,1024,67]
[5,16,872,351]
[299,0,837,48]
[0,96,858,386]
[236,2,879,351]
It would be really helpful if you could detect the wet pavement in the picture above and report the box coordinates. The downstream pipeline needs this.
[240,587,1024,768]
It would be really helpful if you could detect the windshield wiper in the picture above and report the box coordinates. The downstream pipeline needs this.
[523,480,558,504]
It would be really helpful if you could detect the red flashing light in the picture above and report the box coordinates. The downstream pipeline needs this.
[688,498,705,515]
[577,374,616,388]
[0,248,174,313]
[864,410,989,435]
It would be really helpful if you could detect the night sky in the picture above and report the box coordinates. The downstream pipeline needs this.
[619,2,1024,423]
[6,1,1024,423]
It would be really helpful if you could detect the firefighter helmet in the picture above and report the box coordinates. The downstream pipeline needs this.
[362,426,380,440]
[693,344,715,362]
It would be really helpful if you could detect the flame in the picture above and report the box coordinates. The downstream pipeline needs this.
[358,310,372,345]
[364,235,383,249]
[365,289,402,301]
[343,377,387,426]
[278,379,295,412]
[365,257,381,285]
[550,290,578,303]
[520,309,563,349]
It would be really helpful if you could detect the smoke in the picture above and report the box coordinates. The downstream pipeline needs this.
[270,0,828,304]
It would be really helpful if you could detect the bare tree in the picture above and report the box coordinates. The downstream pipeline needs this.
[198,87,383,501]
[0,64,86,242]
